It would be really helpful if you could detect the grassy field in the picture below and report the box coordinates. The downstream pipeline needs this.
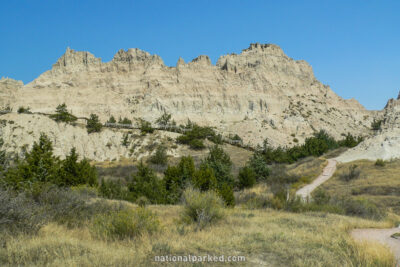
[0,202,396,267]
[320,159,400,214]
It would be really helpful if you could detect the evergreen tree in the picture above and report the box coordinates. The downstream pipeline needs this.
[86,114,102,133]
[49,103,77,123]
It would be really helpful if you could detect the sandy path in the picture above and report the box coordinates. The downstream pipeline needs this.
[295,158,337,200]
[352,228,400,264]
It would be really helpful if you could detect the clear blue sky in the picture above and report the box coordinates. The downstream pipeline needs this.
[0,0,399,110]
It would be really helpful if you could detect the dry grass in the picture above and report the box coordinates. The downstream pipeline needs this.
[0,204,395,266]
[321,159,400,214]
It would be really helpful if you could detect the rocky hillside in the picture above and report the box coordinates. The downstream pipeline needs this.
[1,43,373,150]
[337,92,400,162]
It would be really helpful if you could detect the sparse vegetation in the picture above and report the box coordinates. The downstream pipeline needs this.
[375,159,385,167]
[91,207,159,241]
[49,103,77,123]
[181,187,224,230]
[149,145,168,165]
[371,119,383,131]
[139,119,154,135]
[86,113,102,133]
[17,106,31,114]
[155,112,172,126]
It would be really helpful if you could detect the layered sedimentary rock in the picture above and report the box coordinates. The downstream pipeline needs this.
[0,43,377,161]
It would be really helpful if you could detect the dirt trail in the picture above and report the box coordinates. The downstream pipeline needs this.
[295,158,337,200]
[352,228,400,264]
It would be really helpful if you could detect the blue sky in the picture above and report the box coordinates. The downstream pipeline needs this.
[0,0,399,110]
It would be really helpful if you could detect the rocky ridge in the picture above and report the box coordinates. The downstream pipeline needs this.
[0,43,377,161]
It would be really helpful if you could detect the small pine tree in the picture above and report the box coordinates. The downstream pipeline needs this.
[49,103,77,123]
[107,116,117,124]
[218,183,235,207]
[192,165,217,191]
[86,114,102,133]
[149,145,168,165]
[237,166,256,189]
[121,133,130,147]
[156,112,172,127]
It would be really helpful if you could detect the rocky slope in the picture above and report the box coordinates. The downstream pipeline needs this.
[1,44,373,149]
[337,93,400,162]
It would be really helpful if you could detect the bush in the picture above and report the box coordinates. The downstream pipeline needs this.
[86,113,102,133]
[218,183,235,207]
[248,153,270,182]
[237,166,256,189]
[188,138,205,150]
[156,112,172,127]
[107,116,117,124]
[192,165,218,192]
[35,186,117,228]
[371,119,383,131]
[58,148,98,187]
[176,123,216,149]
[312,188,331,205]
[340,165,361,181]
[163,156,195,204]
[99,179,132,201]
[119,117,132,125]
[149,145,168,165]
[121,133,130,147]
[91,208,160,240]
[17,106,31,114]
[375,159,385,167]
[0,138,7,171]
[181,188,224,230]
[136,196,150,207]
[203,145,234,186]
[0,188,45,234]
[339,197,385,220]
[140,119,154,135]
[3,135,98,190]
[128,161,165,204]
[49,103,77,123]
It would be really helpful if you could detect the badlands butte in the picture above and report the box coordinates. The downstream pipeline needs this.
[0,43,398,161]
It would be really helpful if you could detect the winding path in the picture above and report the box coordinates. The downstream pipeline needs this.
[295,158,337,201]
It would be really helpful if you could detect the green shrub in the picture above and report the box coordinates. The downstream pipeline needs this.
[371,119,383,131]
[107,116,117,123]
[248,153,270,182]
[375,159,385,167]
[121,133,130,147]
[86,113,102,133]
[188,139,205,150]
[149,145,168,165]
[192,165,218,191]
[312,188,331,205]
[339,165,361,181]
[339,197,385,220]
[136,196,150,207]
[181,188,224,230]
[163,156,195,204]
[49,103,77,123]
[58,148,98,187]
[17,106,31,114]
[176,123,216,149]
[118,117,132,125]
[203,145,234,186]
[237,166,256,189]
[3,135,97,190]
[218,183,235,207]
[91,208,160,240]
[0,138,7,171]
[128,161,165,204]
[140,119,154,135]
[156,112,172,126]
[3,133,61,190]
[99,179,132,201]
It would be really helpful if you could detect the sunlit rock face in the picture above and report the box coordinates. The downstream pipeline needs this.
[1,43,373,153]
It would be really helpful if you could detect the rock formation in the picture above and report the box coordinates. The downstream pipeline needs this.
[1,43,373,148]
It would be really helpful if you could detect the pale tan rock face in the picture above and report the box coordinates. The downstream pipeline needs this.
[1,43,374,158]
[337,95,400,162]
